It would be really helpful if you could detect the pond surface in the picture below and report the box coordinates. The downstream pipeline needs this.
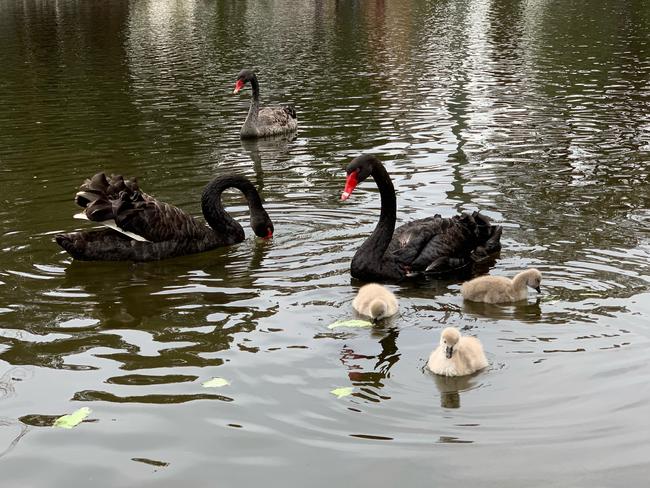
[1,0,650,485]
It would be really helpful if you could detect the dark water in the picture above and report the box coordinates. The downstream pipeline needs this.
[1,0,650,485]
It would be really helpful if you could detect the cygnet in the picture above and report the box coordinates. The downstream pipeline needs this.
[352,283,398,320]
[427,327,488,377]
[461,268,542,304]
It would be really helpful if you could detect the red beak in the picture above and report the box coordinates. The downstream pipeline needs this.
[341,171,359,201]
[264,228,273,239]
[233,79,245,94]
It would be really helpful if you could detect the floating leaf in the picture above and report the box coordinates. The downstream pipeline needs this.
[327,320,372,330]
[330,387,354,398]
[202,377,230,388]
[53,407,91,429]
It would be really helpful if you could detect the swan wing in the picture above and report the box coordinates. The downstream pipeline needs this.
[73,173,207,243]
[387,217,442,265]
[110,199,208,243]
[258,106,298,130]
[388,214,499,275]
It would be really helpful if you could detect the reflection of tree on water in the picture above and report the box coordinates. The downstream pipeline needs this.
[1,242,276,405]
[58,246,276,360]
[59,259,209,331]
[338,326,400,401]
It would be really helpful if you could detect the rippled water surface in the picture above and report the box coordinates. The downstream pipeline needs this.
[1,1,650,486]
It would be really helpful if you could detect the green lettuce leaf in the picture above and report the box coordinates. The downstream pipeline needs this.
[327,320,372,330]
[53,407,91,429]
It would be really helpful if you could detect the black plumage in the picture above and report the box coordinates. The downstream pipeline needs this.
[341,155,502,282]
[56,173,273,261]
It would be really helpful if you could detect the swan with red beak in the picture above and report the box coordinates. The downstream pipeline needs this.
[232,69,298,138]
[339,154,503,282]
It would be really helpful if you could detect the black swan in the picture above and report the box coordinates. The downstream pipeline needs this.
[233,69,297,138]
[340,155,503,282]
[55,173,273,261]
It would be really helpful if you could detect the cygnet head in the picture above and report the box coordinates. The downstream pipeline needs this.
[440,327,461,359]
[526,268,542,292]
[369,299,388,320]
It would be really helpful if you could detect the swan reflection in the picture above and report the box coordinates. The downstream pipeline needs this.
[337,325,400,401]
[431,372,476,409]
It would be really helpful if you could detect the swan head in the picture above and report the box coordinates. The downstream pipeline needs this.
[234,69,256,94]
[526,268,542,293]
[440,327,461,359]
[341,154,378,200]
[251,210,274,239]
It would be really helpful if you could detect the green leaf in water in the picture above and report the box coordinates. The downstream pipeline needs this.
[330,387,354,398]
[202,377,230,388]
[327,319,372,330]
[53,407,91,429]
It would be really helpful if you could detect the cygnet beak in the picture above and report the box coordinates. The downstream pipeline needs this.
[534,286,541,293]
[445,346,453,359]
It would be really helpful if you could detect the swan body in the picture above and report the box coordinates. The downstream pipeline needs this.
[427,327,488,377]
[234,69,297,139]
[461,268,542,303]
[341,155,503,282]
[352,283,398,320]
[56,173,273,261]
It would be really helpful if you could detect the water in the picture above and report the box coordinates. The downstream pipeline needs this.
[1,0,650,485]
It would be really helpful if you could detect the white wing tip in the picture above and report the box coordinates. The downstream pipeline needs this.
[72,213,150,242]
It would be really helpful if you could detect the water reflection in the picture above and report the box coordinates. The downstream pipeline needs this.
[0,367,32,459]
[462,297,542,322]
[336,325,400,402]
[0,416,29,459]
[430,372,476,409]
[240,135,296,191]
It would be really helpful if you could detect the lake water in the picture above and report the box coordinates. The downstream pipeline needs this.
[1,1,649,486]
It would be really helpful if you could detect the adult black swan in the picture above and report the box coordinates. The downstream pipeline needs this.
[233,69,297,138]
[340,155,502,282]
[56,173,274,261]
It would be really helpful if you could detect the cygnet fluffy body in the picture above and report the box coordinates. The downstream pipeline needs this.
[352,283,398,320]
[461,268,542,304]
[427,327,488,377]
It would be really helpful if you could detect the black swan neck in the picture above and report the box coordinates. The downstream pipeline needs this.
[201,176,265,240]
[352,161,399,280]
[244,75,261,127]
[250,75,260,104]
[363,161,397,256]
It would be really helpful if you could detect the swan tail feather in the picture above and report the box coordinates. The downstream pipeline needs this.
[470,212,502,258]
[70,172,164,241]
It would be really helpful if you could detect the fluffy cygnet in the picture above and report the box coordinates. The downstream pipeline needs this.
[352,283,398,320]
[427,327,488,377]
[461,268,542,304]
